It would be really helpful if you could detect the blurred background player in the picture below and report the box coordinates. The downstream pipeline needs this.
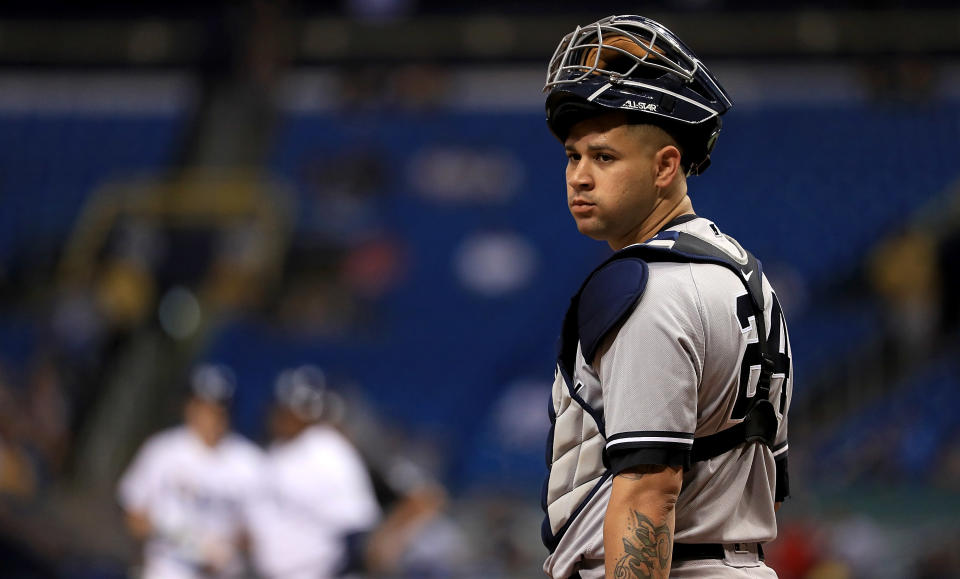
[331,383,473,577]
[247,365,380,579]
[116,364,263,579]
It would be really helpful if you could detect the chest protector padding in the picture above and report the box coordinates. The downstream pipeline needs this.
[542,257,649,551]
[542,230,778,552]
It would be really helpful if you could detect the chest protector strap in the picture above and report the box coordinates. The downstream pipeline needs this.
[558,230,778,464]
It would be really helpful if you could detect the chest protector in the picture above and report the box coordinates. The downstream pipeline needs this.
[541,229,779,552]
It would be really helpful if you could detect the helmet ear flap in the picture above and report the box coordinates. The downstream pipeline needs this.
[685,121,722,176]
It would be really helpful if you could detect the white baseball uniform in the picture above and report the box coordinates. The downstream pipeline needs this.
[117,426,264,579]
[247,424,381,579]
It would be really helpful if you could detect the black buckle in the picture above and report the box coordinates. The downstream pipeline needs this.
[743,398,777,446]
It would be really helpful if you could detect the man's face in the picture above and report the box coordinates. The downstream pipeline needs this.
[185,398,230,446]
[564,113,660,249]
[268,406,308,442]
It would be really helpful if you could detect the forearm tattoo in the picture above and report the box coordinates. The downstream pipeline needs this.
[613,509,672,579]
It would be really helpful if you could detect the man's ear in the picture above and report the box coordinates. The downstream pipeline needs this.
[654,145,683,188]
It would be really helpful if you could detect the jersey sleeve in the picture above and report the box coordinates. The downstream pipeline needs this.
[597,263,704,474]
[309,431,382,532]
[117,435,164,512]
[234,441,268,530]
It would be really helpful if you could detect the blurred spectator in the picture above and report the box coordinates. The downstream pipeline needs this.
[0,375,38,499]
[827,515,897,578]
[336,65,450,111]
[862,58,937,105]
[936,426,960,488]
[0,355,73,577]
[867,228,941,368]
[247,366,380,579]
[300,149,389,246]
[116,364,263,579]
[24,354,71,478]
[340,235,407,301]
[95,219,162,333]
[50,285,107,374]
[804,560,852,579]
[276,148,407,335]
[913,530,960,578]
[763,520,821,579]
[467,497,544,578]
[276,275,360,336]
[289,373,473,577]
[202,221,275,312]
[362,448,469,578]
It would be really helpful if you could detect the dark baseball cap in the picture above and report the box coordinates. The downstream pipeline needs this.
[274,365,327,421]
[190,364,237,405]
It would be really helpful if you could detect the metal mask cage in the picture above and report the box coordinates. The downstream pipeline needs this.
[544,22,688,88]
[543,16,730,111]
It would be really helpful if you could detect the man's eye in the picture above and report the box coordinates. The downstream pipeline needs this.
[596,153,613,162]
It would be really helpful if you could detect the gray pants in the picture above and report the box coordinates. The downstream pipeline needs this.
[672,560,778,577]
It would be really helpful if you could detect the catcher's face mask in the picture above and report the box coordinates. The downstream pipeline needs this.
[544,15,732,176]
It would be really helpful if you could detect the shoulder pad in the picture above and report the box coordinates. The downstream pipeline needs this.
[578,257,648,365]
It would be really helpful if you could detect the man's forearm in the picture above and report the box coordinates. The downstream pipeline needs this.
[604,498,675,578]
[124,510,153,542]
[604,466,681,579]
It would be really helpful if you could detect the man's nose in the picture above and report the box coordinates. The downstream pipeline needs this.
[568,162,594,191]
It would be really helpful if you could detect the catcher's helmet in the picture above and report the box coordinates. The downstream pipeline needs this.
[544,15,732,176]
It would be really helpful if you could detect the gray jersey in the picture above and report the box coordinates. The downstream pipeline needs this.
[543,217,792,578]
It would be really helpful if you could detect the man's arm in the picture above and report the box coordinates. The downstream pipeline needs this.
[123,510,153,542]
[604,464,683,579]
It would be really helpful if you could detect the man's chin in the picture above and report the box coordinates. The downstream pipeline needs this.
[574,221,606,241]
